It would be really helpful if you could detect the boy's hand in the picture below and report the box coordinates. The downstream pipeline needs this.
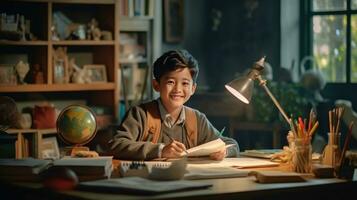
[162,140,187,158]
[209,147,226,161]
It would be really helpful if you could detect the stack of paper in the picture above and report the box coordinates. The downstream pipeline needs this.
[184,165,249,180]
[53,156,113,181]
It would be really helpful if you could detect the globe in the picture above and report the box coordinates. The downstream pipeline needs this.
[56,105,97,145]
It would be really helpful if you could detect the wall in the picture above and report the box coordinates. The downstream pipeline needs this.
[280,0,300,82]
[161,0,281,92]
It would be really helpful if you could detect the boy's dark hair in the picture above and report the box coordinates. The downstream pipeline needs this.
[153,49,199,83]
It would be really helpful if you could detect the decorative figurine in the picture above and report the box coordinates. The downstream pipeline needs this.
[69,58,91,83]
[88,18,101,40]
[15,60,30,84]
[20,15,26,41]
[51,22,60,41]
[31,64,44,84]
[53,47,69,83]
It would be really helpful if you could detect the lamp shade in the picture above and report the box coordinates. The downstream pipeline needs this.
[225,76,254,104]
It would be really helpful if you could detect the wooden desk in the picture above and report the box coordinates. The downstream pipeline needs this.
[1,167,356,200]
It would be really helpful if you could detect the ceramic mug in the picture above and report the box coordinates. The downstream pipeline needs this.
[19,113,32,129]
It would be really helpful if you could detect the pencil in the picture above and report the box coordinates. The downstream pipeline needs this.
[308,121,319,137]
[308,111,312,133]
[165,133,189,156]
[219,127,226,136]
[338,121,354,171]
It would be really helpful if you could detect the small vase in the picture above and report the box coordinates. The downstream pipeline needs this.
[15,60,30,84]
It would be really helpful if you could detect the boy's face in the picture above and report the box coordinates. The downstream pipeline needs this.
[153,68,196,112]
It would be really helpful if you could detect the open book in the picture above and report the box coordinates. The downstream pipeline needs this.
[180,138,235,157]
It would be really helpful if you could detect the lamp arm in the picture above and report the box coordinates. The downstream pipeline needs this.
[257,76,290,124]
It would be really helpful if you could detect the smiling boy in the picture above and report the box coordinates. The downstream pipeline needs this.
[109,50,239,160]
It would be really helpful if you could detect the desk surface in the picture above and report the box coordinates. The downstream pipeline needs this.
[2,169,356,200]
[60,176,355,200]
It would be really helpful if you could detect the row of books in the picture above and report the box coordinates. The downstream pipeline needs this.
[120,0,155,17]
[0,156,113,182]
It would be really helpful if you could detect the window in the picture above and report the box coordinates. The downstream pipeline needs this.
[305,0,357,83]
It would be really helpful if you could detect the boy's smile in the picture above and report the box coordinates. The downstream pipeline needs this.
[153,68,196,114]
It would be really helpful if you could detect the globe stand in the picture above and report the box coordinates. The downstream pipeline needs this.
[62,146,89,156]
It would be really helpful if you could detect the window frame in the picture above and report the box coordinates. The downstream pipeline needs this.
[301,0,357,84]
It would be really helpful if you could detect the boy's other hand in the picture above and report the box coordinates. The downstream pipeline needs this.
[209,148,226,161]
[162,140,187,158]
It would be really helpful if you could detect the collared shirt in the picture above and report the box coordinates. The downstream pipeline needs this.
[157,98,185,158]
[157,98,185,128]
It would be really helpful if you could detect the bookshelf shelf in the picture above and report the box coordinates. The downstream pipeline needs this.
[0,41,48,46]
[0,83,116,92]
[52,40,115,46]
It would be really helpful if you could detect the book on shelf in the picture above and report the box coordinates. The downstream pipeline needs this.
[0,158,52,182]
[180,138,236,157]
[0,133,17,158]
[53,156,113,181]
[120,0,155,17]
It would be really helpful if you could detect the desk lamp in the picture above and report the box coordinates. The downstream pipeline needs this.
[225,57,290,125]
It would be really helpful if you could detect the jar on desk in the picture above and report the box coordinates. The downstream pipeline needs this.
[292,138,312,173]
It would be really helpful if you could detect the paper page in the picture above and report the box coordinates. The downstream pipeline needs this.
[180,138,226,157]
[184,165,249,180]
[187,157,279,169]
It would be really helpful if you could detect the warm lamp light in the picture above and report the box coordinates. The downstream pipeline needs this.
[225,57,290,124]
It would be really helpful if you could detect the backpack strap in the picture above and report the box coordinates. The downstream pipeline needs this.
[142,101,161,143]
[184,106,198,148]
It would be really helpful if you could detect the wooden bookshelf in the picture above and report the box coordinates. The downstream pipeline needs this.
[7,128,57,159]
[0,0,120,119]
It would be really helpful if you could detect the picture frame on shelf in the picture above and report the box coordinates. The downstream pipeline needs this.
[164,0,184,43]
[0,65,17,85]
[41,137,60,160]
[83,64,107,83]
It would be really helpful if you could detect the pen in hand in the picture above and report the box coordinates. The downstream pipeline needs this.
[165,133,189,156]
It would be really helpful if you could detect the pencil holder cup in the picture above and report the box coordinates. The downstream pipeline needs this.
[292,138,312,173]
[322,132,341,167]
